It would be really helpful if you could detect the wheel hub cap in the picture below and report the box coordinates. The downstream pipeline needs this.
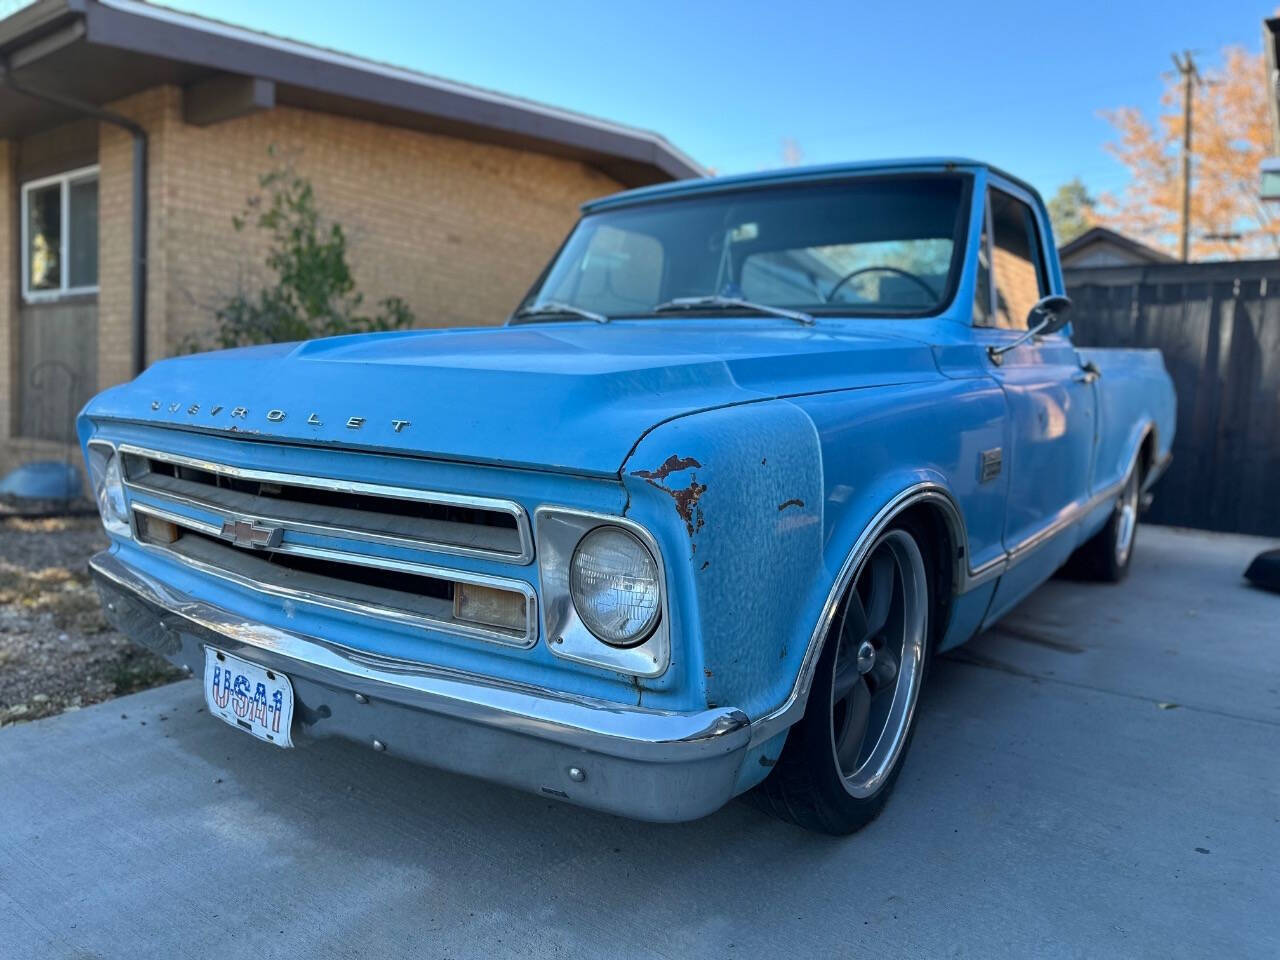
[856,640,876,675]
[829,529,928,799]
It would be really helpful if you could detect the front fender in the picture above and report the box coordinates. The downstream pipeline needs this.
[622,401,826,723]
[621,391,987,731]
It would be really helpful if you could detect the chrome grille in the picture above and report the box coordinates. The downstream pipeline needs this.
[120,445,538,648]
[119,444,533,563]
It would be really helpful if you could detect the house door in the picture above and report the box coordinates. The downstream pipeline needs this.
[17,165,100,444]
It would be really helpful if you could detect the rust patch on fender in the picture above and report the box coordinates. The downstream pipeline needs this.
[669,481,707,537]
[631,455,702,481]
[631,455,706,538]
[777,498,805,511]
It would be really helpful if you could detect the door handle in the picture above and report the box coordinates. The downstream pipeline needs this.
[1073,364,1100,385]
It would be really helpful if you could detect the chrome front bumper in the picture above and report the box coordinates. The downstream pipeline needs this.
[90,551,752,822]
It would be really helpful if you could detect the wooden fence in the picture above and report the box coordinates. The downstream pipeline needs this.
[1065,259,1280,538]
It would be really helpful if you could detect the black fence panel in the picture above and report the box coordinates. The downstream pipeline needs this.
[1065,259,1280,537]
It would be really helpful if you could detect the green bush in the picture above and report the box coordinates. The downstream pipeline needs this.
[201,148,415,349]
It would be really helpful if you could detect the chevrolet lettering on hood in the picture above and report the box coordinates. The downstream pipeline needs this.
[79,159,1177,834]
[148,399,412,433]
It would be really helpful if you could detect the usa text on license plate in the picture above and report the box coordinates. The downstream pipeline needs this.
[204,647,294,748]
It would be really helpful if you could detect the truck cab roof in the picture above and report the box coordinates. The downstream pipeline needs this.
[582,157,1044,214]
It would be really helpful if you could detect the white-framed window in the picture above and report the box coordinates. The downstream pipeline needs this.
[21,164,99,301]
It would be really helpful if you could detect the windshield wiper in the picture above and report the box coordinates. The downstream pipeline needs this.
[509,301,610,325]
[652,296,814,326]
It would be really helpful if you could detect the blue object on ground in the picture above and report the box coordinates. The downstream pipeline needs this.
[0,460,81,500]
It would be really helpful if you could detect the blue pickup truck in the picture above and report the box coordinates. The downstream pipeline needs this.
[81,159,1174,834]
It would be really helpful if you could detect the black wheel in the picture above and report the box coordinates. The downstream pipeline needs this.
[755,520,933,835]
[1065,464,1141,583]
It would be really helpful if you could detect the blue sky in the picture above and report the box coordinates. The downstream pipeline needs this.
[162,0,1271,201]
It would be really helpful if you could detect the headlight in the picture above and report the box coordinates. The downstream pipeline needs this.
[569,526,661,646]
[86,442,131,538]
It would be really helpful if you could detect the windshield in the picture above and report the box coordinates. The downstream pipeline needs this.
[520,174,970,320]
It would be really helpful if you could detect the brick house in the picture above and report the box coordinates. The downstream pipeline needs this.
[0,0,701,474]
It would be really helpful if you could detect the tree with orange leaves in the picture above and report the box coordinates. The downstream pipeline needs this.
[1098,46,1279,261]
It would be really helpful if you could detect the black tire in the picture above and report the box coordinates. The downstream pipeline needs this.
[1065,464,1141,583]
[753,517,935,835]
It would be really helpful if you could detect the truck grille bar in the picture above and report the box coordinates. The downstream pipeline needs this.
[130,500,538,647]
[118,444,534,564]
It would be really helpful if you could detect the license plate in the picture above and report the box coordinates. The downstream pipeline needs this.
[203,647,294,748]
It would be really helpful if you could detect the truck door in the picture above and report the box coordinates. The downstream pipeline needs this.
[973,183,1097,615]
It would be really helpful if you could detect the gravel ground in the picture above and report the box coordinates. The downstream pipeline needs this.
[0,515,182,727]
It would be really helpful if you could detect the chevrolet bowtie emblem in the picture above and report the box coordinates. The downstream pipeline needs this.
[220,519,283,549]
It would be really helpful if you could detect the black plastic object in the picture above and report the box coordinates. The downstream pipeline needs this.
[1244,549,1280,593]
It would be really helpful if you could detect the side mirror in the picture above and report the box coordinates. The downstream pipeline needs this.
[1026,294,1071,337]
[988,294,1072,365]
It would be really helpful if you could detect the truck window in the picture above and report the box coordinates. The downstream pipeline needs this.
[521,175,970,319]
[989,188,1047,330]
[542,224,665,314]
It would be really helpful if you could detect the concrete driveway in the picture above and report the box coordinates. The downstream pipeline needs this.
[2,525,1277,959]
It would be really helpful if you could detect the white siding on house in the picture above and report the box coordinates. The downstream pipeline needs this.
[1060,240,1160,269]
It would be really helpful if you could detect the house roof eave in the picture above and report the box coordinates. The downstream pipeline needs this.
[0,0,703,187]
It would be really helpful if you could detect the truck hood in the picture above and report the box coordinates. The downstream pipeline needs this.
[83,319,940,476]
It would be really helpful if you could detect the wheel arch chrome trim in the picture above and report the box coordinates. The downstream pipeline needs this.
[1134,421,1170,494]
[750,481,976,746]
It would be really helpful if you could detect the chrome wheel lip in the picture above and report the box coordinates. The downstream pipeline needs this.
[1114,469,1140,567]
[828,529,928,800]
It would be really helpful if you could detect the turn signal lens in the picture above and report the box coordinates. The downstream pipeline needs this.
[569,526,661,646]
[135,512,180,545]
[453,582,527,634]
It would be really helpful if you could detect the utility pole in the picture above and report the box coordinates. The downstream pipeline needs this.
[1266,21,1280,155]
[1172,51,1200,262]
